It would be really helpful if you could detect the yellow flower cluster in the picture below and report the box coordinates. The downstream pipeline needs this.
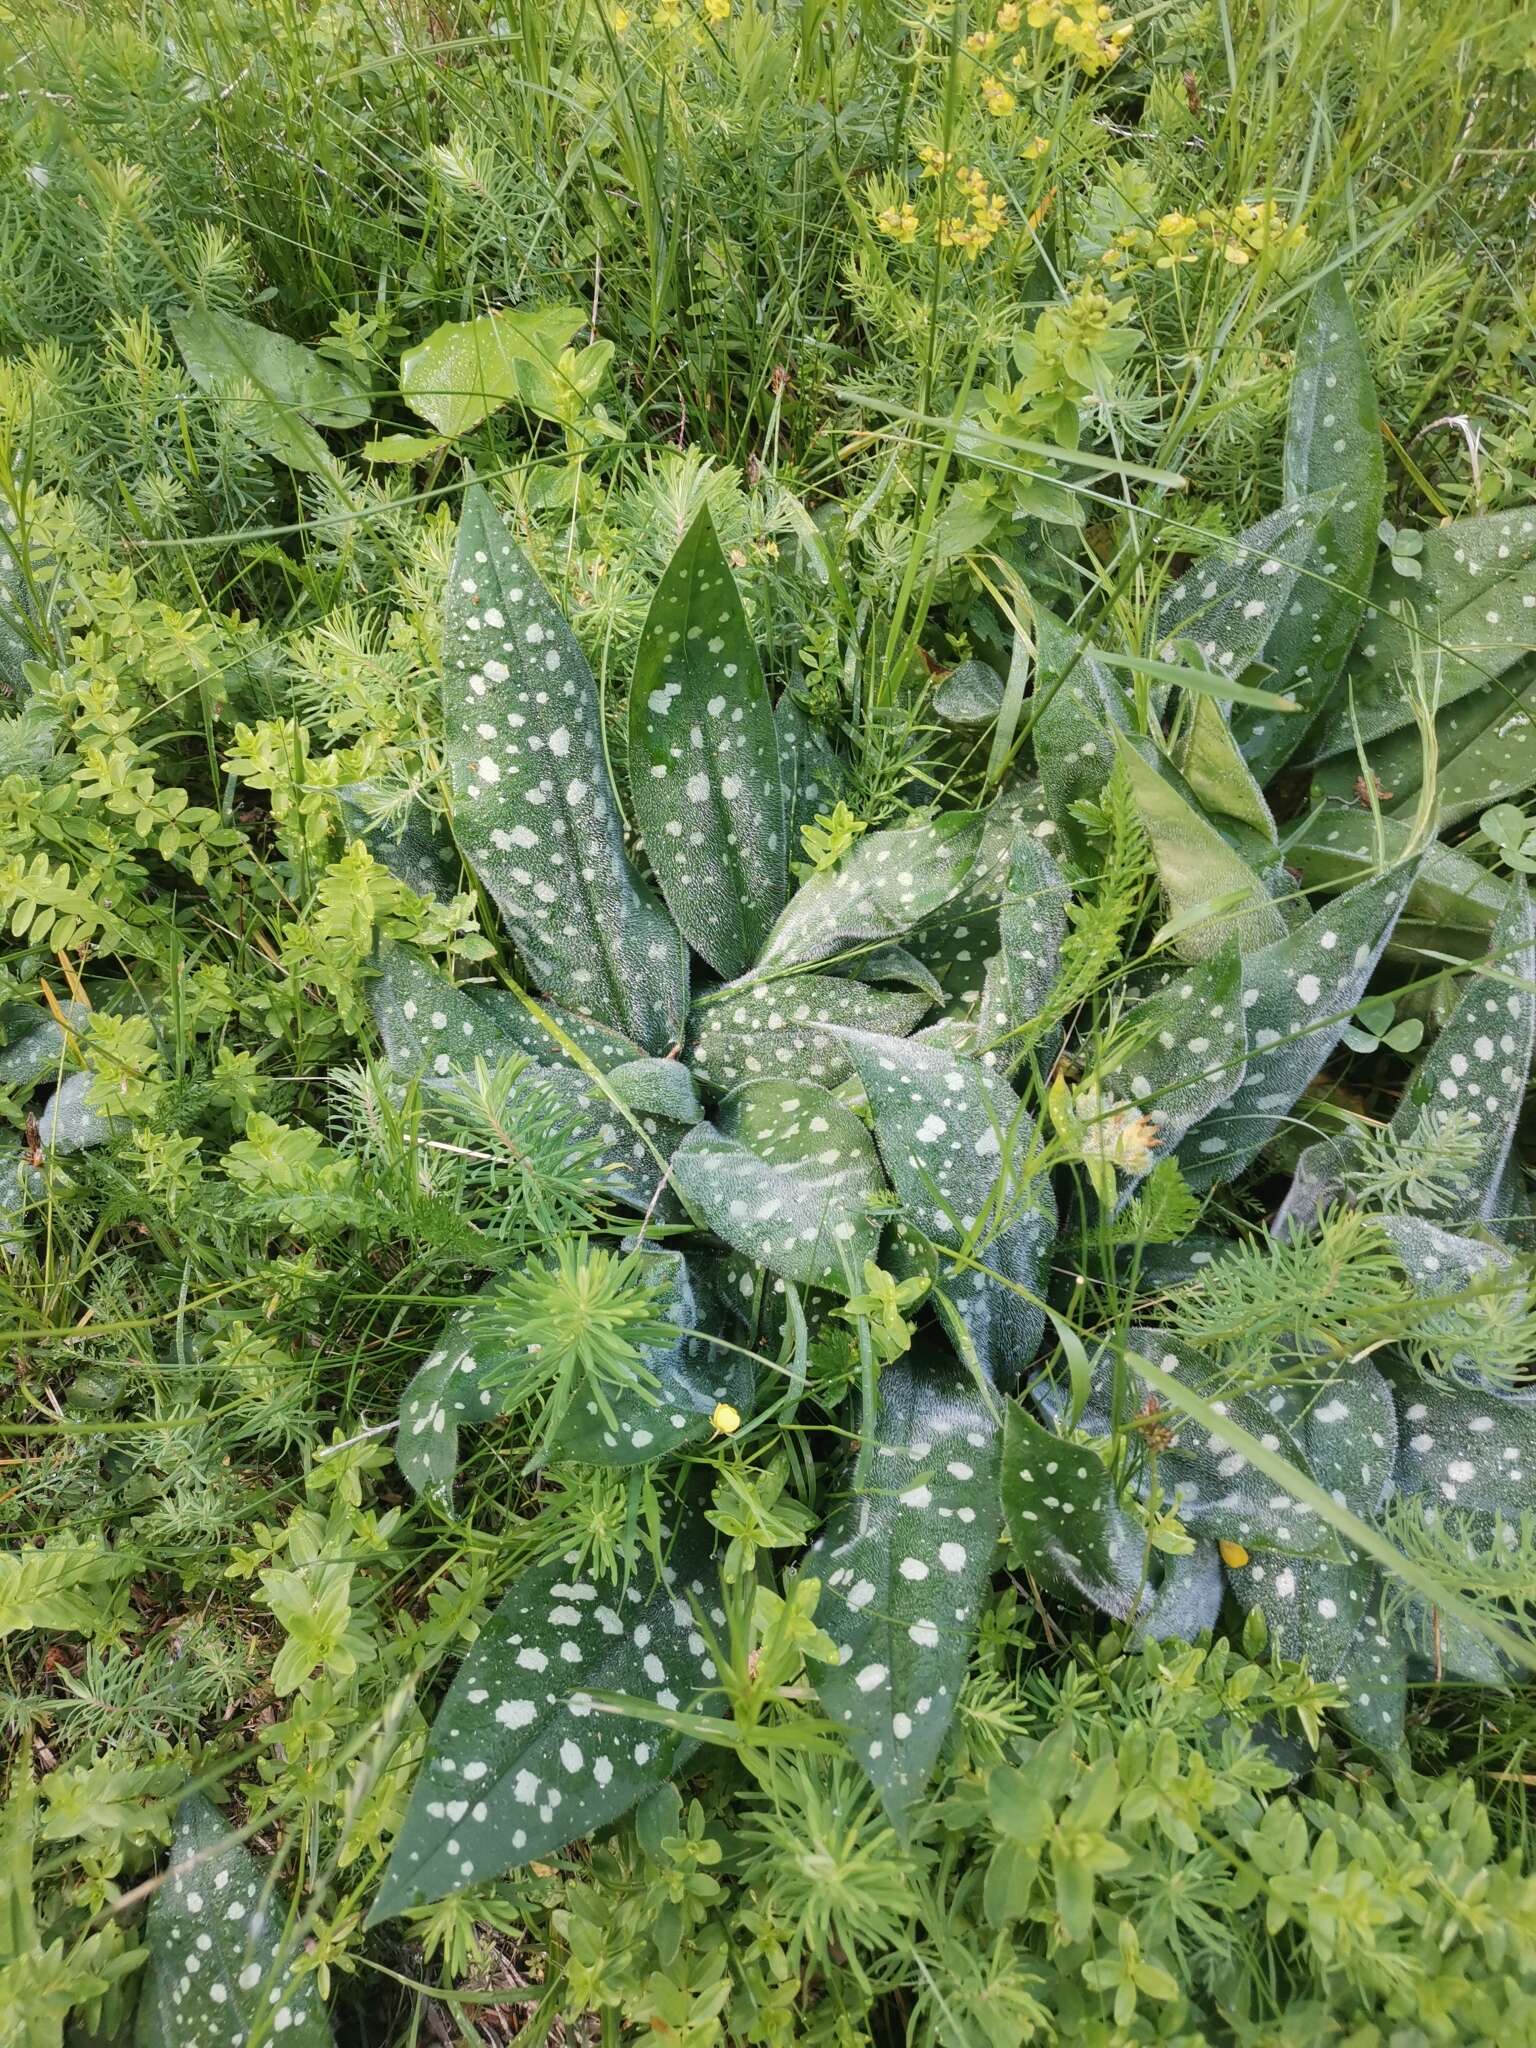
[980,77,1016,115]
[702,0,730,20]
[877,160,1008,257]
[1023,0,1131,75]
[1099,200,1308,276]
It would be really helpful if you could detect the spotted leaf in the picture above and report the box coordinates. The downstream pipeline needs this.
[371,1518,720,1920]
[442,486,688,1052]
[1001,1399,1147,1617]
[368,944,682,1211]
[0,1002,85,1094]
[1095,952,1248,1192]
[135,1792,331,2048]
[752,812,983,977]
[337,785,462,903]
[628,507,786,977]
[1032,609,1131,866]
[1117,733,1286,960]
[1309,506,1536,763]
[604,1057,705,1127]
[1174,858,1420,1189]
[808,1359,1002,1826]
[776,693,847,856]
[1385,883,1536,1228]
[1172,691,1276,841]
[830,1026,1053,1385]
[1312,655,1536,827]
[1288,807,1507,968]
[1394,1375,1536,1522]
[685,973,930,1100]
[964,831,1070,1069]
[670,1079,883,1295]
[1227,274,1384,777]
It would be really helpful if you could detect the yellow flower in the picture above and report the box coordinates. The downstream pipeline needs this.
[875,201,920,243]
[1153,209,1200,268]
[612,3,630,24]
[1022,134,1051,159]
[703,0,730,19]
[937,213,972,248]
[653,0,682,23]
[1219,1540,1251,1568]
[965,26,997,52]
[1074,1084,1161,1173]
[1027,0,1060,26]
[917,144,954,177]
[981,77,1017,115]
[955,162,989,199]
[711,1401,742,1436]
[996,1,1021,28]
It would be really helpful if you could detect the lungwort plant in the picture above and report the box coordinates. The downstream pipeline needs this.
[288,273,1536,1937]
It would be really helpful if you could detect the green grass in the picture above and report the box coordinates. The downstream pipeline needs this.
[2,0,1536,2042]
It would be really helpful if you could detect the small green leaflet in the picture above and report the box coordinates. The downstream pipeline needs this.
[135,1793,331,2048]
[1094,953,1247,1191]
[1387,886,1536,1229]
[399,306,589,437]
[808,1360,1001,1827]
[371,1520,721,1919]
[670,1080,883,1296]
[1032,608,1130,866]
[628,506,786,977]
[397,1253,753,1503]
[1116,734,1286,961]
[1001,1400,1147,1618]
[776,694,847,856]
[171,307,367,473]
[1175,858,1420,1189]
[1229,273,1384,778]
[1309,506,1536,760]
[441,487,688,1052]
[752,812,983,977]
[686,973,931,1098]
[830,1026,1053,1385]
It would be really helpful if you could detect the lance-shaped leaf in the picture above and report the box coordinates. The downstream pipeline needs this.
[1227,274,1384,777]
[1394,1374,1536,1522]
[686,974,930,1099]
[628,507,786,977]
[337,785,463,904]
[135,1793,331,2047]
[0,1001,86,1093]
[1032,609,1131,866]
[1117,734,1286,961]
[809,1360,1001,1826]
[776,693,847,857]
[1219,1358,1404,1749]
[370,1514,720,1919]
[1093,953,1248,1190]
[670,1080,883,1296]
[751,813,983,977]
[830,1027,1055,1385]
[1175,859,1420,1189]
[1002,1399,1145,1615]
[604,1057,705,1127]
[1172,691,1276,841]
[1309,507,1536,761]
[1386,887,1536,1230]
[400,305,589,437]
[1287,807,1506,967]
[966,832,1070,1067]
[172,306,367,473]
[839,945,945,1004]
[368,944,680,1211]
[441,487,688,1051]
[1311,654,1536,828]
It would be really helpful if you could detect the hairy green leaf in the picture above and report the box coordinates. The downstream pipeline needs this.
[136,1793,331,2047]
[1117,734,1286,961]
[628,507,786,977]
[371,1516,719,1919]
[686,973,930,1099]
[172,307,367,472]
[752,813,983,977]
[1032,609,1131,866]
[809,1359,1001,1825]
[441,487,688,1051]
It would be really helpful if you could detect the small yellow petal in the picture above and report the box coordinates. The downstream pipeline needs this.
[1219,1539,1250,1568]
[712,1401,742,1435]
